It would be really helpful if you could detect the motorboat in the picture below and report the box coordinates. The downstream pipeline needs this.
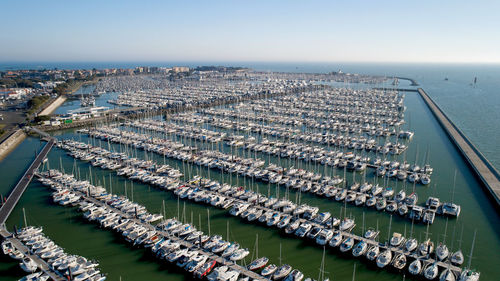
[364,228,379,240]
[366,245,380,261]
[390,232,405,247]
[284,269,304,281]
[352,241,368,257]
[339,237,354,252]
[328,231,343,248]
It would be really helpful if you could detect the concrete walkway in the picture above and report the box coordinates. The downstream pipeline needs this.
[0,139,54,224]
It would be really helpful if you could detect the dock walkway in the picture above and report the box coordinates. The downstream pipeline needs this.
[0,228,65,281]
[0,138,54,225]
[417,88,500,208]
[63,188,265,280]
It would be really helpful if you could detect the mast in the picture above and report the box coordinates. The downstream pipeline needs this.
[256,233,259,258]
[352,263,356,281]
[466,229,477,269]
[23,208,27,228]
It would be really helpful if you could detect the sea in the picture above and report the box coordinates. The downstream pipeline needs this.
[0,62,499,281]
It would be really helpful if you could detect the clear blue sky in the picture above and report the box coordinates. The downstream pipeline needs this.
[1,0,499,63]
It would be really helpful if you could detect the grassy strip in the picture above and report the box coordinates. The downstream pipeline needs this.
[27,95,50,115]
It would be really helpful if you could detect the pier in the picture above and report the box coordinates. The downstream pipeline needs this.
[41,179,266,280]
[0,138,55,225]
[0,228,65,281]
[417,88,500,208]
[395,77,420,86]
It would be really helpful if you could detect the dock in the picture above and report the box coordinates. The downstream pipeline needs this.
[48,183,266,280]
[0,138,55,225]
[417,88,500,208]
[0,228,65,281]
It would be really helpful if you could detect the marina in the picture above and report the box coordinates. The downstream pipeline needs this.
[51,138,465,278]
[1,70,498,281]
[76,124,454,224]
[2,1,500,280]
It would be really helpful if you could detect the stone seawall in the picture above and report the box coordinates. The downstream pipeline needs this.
[38,96,67,116]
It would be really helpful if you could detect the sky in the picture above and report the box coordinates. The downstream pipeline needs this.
[1,0,499,63]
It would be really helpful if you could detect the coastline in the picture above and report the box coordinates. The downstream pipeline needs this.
[38,96,67,116]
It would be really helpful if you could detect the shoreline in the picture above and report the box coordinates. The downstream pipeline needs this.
[38,96,67,116]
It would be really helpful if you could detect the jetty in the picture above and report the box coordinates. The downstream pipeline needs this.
[417,88,500,208]
[0,138,55,225]
[0,228,65,281]
[37,172,266,280]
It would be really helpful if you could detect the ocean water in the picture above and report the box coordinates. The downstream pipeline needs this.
[0,62,499,281]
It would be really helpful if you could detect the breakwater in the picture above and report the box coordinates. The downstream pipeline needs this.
[417,88,500,208]
[38,96,67,116]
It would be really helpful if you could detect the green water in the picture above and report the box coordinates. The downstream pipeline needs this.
[1,91,499,281]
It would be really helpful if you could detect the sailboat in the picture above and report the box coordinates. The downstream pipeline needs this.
[459,230,480,281]
[451,225,464,266]
[247,234,269,271]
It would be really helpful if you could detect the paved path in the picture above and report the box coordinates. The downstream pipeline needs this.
[0,139,54,225]
[417,88,500,208]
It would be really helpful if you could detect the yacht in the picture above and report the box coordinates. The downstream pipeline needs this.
[247,257,269,271]
[390,232,406,247]
[458,269,480,281]
[261,264,278,278]
[316,229,334,246]
[328,231,343,248]
[366,245,380,261]
[376,249,392,268]
[339,237,354,252]
[364,228,379,240]
[424,263,439,280]
[19,256,38,273]
[450,250,464,265]
[440,268,456,281]
[436,243,449,261]
[352,241,368,257]
[405,238,418,252]
[392,253,406,270]
[273,264,293,280]
[408,259,422,275]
